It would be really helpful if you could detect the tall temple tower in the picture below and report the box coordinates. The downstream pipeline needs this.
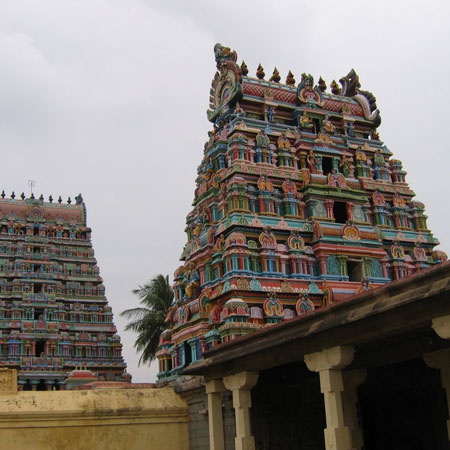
[156,44,447,379]
[0,192,127,390]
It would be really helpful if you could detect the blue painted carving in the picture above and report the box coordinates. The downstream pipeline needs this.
[326,255,340,275]
[222,280,230,293]
[308,281,320,294]
[250,277,262,291]
[370,259,383,278]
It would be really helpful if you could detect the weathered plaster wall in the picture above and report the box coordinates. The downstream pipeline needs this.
[0,386,189,450]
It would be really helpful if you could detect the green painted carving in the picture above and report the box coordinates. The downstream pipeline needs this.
[303,221,313,232]
[352,205,366,222]
[370,259,383,278]
[326,255,340,275]
[247,240,258,249]
[222,280,230,293]
[313,201,327,218]
[308,281,320,294]
[250,277,262,291]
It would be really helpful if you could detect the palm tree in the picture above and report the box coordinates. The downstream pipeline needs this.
[120,274,174,365]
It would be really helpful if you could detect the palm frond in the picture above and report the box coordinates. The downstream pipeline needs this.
[121,274,174,365]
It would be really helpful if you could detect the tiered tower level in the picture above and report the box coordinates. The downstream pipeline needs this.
[0,192,126,390]
[157,44,447,379]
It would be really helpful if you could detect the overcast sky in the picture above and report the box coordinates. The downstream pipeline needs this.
[0,0,448,382]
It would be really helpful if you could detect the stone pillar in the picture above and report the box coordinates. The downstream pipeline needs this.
[424,349,450,439]
[318,255,327,275]
[223,371,259,450]
[343,370,366,450]
[325,199,334,219]
[425,315,450,440]
[431,315,450,340]
[205,379,226,450]
[187,338,197,363]
[337,256,348,277]
[305,346,355,450]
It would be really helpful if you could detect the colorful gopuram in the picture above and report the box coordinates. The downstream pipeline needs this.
[0,192,127,390]
[156,44,447,379]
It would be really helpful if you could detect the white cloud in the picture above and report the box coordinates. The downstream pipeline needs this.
[0,0,448,382]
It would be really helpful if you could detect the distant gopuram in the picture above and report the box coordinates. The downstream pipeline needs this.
[0,192,127,390]
[157,44,447,379]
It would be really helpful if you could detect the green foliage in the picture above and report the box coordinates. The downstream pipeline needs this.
[120,274,174,365]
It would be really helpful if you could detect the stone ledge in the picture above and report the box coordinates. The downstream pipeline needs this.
[0,388,187,417]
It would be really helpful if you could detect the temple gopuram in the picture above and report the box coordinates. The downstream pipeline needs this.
[157,44,447,380]
[0,192,127,390]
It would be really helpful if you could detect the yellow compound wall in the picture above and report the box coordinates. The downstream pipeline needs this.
[0,371,189,450]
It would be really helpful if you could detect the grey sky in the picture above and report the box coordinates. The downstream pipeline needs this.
[0,0,448,382]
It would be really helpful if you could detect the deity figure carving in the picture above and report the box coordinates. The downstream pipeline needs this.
[282,179,297,194]
[277,132,291,150]
[263,292,284,317]
[207,43,243,123]
[258,227,277,248]
[233,101,245,116]
[287,231,305,250]
[346,121,355,136]
[198,155,214,182]
[414,244,427,261]
[355,278,371,295]
[183,263,200,299]
[297,74,324,106]
[296,292,315,315]
[392,190,406,208]
[256,131,270,149]
[339,155,355,178]
[373,149,385,167]
[355,147,367,161]
[391,243,405,259]
[323,115,335,134]
[327,170,347,188]
[214,234,225,252]
[257,175,273,192]
[322,280,333,305]
[299,111,313,129]
[373,149,386,180]
[371,130,380,140]
[307,149,318,174]
[372,189,385,206]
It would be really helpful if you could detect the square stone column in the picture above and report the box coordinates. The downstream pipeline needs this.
[424,349,450,439]
[427,314,450,440]
[343,370,366,450]
[223,371,259,450]
[431,315,450,340]
[205,379,226,450]
[305,346,355,450]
